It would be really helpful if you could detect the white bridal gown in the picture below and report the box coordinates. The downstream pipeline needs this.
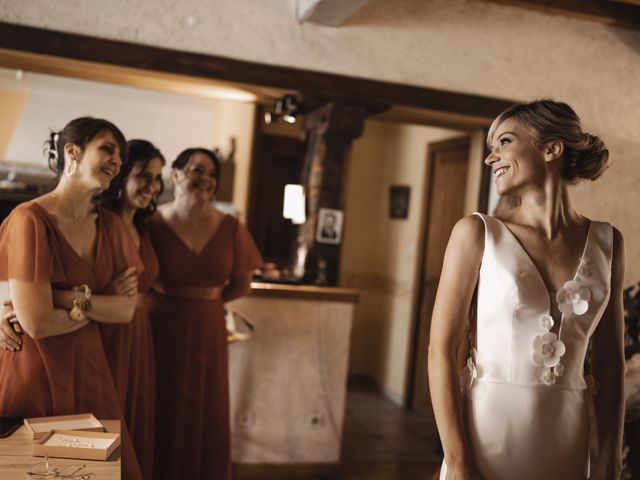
[440,213,612,480]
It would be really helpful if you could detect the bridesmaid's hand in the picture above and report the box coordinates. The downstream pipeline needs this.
[104,267,139,297]
[0,300,23,352]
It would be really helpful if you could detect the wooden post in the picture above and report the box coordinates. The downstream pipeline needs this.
[297,102,367,286]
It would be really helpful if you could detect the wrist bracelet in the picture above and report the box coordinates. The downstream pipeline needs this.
[69,284,92,322]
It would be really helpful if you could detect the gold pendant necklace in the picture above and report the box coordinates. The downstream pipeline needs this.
[50,192,88,223]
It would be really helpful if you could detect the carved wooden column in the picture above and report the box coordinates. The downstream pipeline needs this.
[297,102,367,286]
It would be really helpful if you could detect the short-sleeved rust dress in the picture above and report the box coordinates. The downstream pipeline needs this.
[100,231,159,480]
[148,213,262,480]
[0,202,144,480]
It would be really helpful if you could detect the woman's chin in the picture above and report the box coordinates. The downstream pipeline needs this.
[496,183,515,197]
[90,178,111,192]
[133,198,152,210]
[194,191,213,202]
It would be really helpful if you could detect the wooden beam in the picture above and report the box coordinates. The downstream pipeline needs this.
[0,22,513,121]
[484,0,640,31]
[0,47,262,103]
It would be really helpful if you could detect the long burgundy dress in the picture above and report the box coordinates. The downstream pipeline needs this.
[148,213,262,480]
[100,231,159,480]
[0,202,144,480]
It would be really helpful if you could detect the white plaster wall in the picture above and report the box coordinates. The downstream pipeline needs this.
[341,119,464,402]
[0,70,255,217]
[1,0,637,280]
[4,72,215,166]
[207,100,256,218]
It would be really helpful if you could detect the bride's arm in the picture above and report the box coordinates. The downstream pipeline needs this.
[590,228,625,480]
[428,215,484,480]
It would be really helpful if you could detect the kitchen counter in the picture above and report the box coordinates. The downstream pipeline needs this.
[249,282,359,303]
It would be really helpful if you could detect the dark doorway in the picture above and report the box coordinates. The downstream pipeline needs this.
[247,132,307,266]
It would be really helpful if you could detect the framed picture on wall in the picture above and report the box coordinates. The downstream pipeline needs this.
[316,208,343,245]
[389,185,410,219]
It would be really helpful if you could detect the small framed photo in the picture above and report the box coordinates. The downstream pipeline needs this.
[389,185,410,219]
[316,208,343,245]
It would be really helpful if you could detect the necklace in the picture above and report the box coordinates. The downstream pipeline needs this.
[50,192,90,223]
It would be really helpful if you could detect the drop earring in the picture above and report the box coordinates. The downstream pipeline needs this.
[66,160,78,177]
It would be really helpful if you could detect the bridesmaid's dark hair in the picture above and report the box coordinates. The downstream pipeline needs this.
[96,139,166,233]
[172,148,221,193]
[43,117,128,179]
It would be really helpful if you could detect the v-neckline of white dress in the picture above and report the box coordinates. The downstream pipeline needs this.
[491,217,593,338]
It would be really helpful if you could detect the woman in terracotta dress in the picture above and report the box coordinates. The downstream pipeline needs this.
[96,139,165,480]
[148,147,263,480]
[0,117,144,480]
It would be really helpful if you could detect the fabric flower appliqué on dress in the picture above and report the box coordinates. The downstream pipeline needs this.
[539,314,554,330]
[532,332,566,368]
[532,315,567,385]
[466,356,477,390]
[557,279,591,316]
[577,258,592,278]
[462,348,486,400]
[463,348,480,391]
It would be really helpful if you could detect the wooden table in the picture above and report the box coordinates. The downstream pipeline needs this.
[0,419,121,479]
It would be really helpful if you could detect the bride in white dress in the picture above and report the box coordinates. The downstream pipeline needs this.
[429,99,625,480]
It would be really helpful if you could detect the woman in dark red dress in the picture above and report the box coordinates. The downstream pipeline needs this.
[96,139,165,480]
[0,117,144,479]
[149,148,263,480]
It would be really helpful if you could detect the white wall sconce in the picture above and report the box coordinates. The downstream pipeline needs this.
[283,184,306,225]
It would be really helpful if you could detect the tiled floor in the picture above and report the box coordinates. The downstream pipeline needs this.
[236,381,442,479]
[340,382,441,480]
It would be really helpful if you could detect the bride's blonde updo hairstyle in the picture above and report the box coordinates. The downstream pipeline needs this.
[487,99,609,184]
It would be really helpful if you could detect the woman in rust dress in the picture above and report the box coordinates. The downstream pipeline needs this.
[0,117,143,480]
[96,139,165,480]
[149,148,263,480]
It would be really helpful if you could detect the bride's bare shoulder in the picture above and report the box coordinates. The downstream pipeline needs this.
[448,214,485,252]
[453,214,485,239]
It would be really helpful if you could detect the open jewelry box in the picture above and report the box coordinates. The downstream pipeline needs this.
[32,429,121,461]
[24,413,105,440]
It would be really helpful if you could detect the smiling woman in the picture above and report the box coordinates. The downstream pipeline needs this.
[148,147,263,480]
[0,117,145,479]
[429,99,625,480]
[94,139,166,480]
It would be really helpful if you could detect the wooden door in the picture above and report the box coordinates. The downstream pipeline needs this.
[409,136,471,415]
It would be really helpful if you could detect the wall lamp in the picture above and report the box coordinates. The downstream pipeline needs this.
[282,184,306,224]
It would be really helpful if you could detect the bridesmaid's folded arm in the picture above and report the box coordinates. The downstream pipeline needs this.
[8,279,89,339]
[52,289,137,324]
